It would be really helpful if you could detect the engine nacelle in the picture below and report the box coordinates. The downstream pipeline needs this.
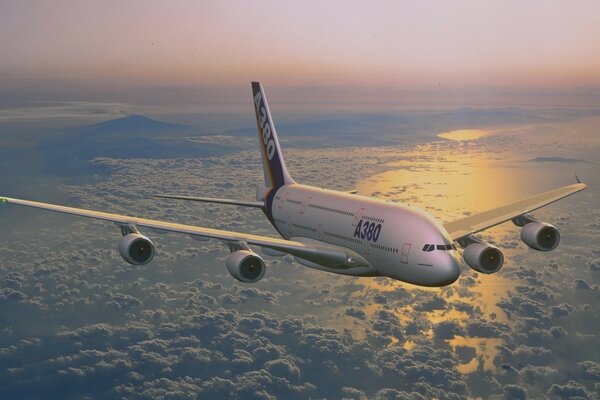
[521,222,560,251]
[226,250,266,283]
[118,233,155,265]
[463,243,504,274]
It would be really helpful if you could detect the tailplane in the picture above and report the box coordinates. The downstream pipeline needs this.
[252,82,294,192]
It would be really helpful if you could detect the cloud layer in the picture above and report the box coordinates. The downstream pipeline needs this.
[0,109,599,399]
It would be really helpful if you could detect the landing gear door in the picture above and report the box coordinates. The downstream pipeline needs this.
[363,239,370,256]
[278,191,289,209]
[400,243,411,264]
[352,208,365,226]
[300,196,311,214]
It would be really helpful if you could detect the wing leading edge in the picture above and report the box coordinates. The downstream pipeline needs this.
[444,181,587,241]
[0,196,370,270]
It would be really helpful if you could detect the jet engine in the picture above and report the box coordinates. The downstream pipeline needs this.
[521,222,560,251]
[226,250,266,283]
[463,242,504,274]
[119,233,155,265]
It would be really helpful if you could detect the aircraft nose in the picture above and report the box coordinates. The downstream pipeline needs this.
[437,251,461,286]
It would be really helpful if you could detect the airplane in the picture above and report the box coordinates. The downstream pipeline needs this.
[0,82,587,287]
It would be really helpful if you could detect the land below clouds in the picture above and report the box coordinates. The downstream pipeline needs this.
[2,106,598,193]
[0,104,599,399]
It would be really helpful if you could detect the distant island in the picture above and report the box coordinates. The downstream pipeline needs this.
[528,156,590,164]
[80,114,189,136]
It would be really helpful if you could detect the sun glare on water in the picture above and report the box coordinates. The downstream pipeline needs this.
[437,129,490,141]
[348,132,529,373]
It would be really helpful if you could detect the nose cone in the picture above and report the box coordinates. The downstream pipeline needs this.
[437,252,461,286]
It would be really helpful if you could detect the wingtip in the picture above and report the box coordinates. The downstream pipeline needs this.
[574,175,588,189]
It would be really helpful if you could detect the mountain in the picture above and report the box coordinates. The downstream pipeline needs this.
[40,114,245,175]
[78,114,190,139]
[528,156,590,164]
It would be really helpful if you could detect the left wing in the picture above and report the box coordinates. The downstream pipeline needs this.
[0,196,369,270]
[444,180,587,241]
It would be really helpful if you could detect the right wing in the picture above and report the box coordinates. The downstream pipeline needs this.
[444,180,587,241]
[0,196,369,270]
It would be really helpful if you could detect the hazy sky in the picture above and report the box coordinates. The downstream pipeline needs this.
[2,0,600,92]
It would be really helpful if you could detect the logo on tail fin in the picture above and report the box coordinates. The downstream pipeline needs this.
[252,82,294,190]
[254,90,276,160]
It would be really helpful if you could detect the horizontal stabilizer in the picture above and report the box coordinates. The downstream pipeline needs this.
[153,194,264,208]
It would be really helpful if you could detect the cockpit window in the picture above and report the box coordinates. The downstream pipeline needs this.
[438,244,455,250]
[423,243,456,252]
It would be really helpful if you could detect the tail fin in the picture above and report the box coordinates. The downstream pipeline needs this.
[252,82,294,190]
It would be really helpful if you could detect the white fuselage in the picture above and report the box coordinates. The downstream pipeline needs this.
[270,184,461,287]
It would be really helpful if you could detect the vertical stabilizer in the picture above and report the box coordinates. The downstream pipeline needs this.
[252,82,294,190]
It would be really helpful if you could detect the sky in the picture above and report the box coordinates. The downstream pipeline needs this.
[2,0,600,95]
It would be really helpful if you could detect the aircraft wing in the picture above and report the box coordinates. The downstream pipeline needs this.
[444,180,587,241]
[0,196,368,269]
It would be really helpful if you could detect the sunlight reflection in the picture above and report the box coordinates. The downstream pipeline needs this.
[353,133,530,373]
[357,139,535,222]
[449,337,504,373]
[438,129,490,141]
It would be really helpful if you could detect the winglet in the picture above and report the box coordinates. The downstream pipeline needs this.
[575,175,582,184]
